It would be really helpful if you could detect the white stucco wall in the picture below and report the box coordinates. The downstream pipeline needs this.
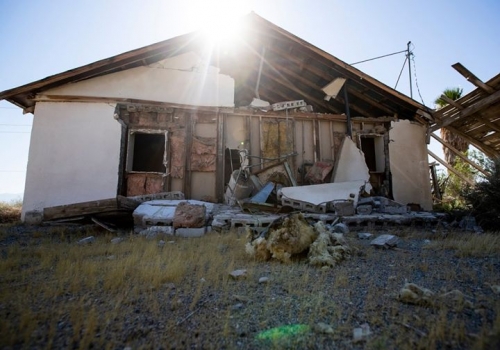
[22,102,122,220]
[43,52,235,107]
[389,120,432,210]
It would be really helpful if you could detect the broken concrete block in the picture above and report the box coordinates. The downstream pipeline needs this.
[356,204,373,215]
[352,323,371,343]
[333,200,355,216]
[77,236,95,245]
[357,232,373,240]
[111,237,124,244]
[258,277,270,284]
[173,202,206,229]
[229,269,247,280]
[370,234,399,248]
[140,226,174,237]
[175,227,206,237]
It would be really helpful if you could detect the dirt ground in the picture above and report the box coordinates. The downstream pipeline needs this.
[0,223,499,349]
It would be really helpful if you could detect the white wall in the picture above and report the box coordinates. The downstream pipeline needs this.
[389,120,433,210]
[22,102,122,220]
[44,52,235,107]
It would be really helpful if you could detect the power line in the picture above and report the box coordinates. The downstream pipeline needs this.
[0,107,19,109]
[0,131,31,134]
[411,54,426,106]
[0,170,25,173]
[0,124,31,126]
[350,49,407,65]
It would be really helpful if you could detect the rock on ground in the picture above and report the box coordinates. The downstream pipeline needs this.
[173,202,206,228]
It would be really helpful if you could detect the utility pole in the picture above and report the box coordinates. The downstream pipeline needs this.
[407,41,413,99]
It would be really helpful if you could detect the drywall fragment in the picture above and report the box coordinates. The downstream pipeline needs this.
[314,322,334,334]
[331,137,372,194]
[280,180,367,212]
[77,236,95,245]
[370,234,399,248]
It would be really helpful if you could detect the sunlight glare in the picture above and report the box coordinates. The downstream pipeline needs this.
[192,0,251,45]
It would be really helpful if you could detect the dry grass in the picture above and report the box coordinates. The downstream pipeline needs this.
[0,200,22,224]
[0,226,499,349]
[426,232,500,257]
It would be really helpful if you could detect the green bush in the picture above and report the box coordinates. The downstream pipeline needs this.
[462,158,500,230]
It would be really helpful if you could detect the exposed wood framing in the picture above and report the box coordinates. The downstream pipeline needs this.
[432,89,500,130]
[430,132,489,176]
[452,63,495,94]
[427,150,475,186]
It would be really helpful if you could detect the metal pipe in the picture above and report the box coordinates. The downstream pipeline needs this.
[407,41,413,99]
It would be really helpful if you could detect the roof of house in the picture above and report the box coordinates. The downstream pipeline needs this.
[432,64,500,158]
[0,13,427,120]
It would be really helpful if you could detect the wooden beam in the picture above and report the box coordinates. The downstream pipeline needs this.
[427,150,475,186]
[452,63,495,94]
[43,198,119,221]
[430,132,489,176]
[442,124,498,159]
[439,94,464,110]
[434,89,500,129]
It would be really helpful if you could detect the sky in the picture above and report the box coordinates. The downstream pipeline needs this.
[0,0,499,196]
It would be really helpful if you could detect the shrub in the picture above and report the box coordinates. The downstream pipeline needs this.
[0,200,22,224]
[463,158,500,230]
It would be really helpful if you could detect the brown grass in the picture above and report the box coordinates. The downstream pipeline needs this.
[426,232,500,257]
[0,200,22,224]
[0,226,499,349]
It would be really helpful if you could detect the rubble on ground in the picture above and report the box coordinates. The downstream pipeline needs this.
[398,282,474,309]
[308,221,351,267]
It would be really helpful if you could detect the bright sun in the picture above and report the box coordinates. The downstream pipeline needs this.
[190,0,252,44]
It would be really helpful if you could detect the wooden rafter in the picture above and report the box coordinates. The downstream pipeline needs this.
[431,89,500,130]
[452,63,495,94]
[428,150,475,186]
[430,133,489,176]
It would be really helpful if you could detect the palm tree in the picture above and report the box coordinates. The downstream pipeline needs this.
[434,87,468,167]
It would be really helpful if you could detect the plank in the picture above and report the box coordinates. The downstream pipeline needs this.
[430,133,489,176]
[427,150,475,186]
[43,198,119,221]
[452,63,495,94]
[435,89,500,129]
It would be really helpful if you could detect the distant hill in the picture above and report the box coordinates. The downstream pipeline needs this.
[0,193,23,203]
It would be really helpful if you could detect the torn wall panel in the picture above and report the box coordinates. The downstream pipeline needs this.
[331,137,372,193]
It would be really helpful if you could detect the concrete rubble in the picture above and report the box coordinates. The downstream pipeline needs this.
[370,234,399,248]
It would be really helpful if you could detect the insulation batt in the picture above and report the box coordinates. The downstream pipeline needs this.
[245,214,351,267]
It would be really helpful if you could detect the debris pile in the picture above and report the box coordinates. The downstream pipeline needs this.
[308,222,351,267]
[245,213,351,267]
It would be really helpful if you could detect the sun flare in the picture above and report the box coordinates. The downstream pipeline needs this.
[190,0,251,44]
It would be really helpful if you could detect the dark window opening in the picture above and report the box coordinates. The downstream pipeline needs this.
[132,133,166,173]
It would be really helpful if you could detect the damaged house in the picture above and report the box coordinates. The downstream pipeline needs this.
[0,13,433,223]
